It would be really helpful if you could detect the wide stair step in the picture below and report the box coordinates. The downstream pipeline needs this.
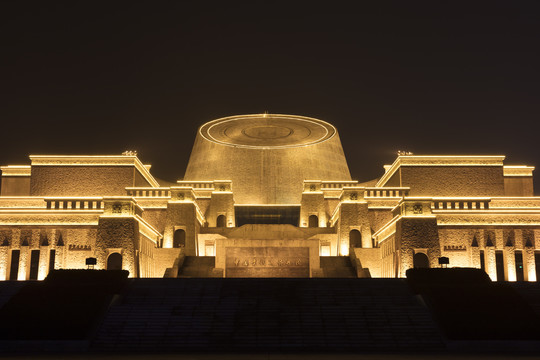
[320,256,357,278]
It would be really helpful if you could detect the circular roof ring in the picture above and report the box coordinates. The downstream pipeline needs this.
[199,114,337,149]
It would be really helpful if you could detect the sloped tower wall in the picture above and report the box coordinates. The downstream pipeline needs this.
[184,114,351,204]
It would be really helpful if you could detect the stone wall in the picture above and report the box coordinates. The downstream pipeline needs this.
[396,217,441,276]
[139,234,156,277]
[0,176,30,196]
[164,202,200,255]
[338,202,371,252]
[141,208,168,240]
[206,190,235,227]
[437,228,477,268]
[380,234,397,278]
[30,166,151,196]
[96,217,139,277]
[367,209,394,234]
[300,188,326,228]
[351,247,382,277]
[504,176,534,196]
[153,248,182,277]
[0,226,94,280]
[400,166,504,196]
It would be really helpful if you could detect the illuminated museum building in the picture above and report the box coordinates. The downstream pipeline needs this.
[1,114,540,281]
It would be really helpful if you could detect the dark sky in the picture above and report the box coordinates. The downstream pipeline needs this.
[2,1,540,190]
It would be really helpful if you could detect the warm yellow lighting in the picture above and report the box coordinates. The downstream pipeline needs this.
[503,165,535,177]
[0,166,31,176]
[126,187,171,198]
[2,114,540,283]
[507,270,517,282]
[29,155,160,187]
[377,155,506,187]
[198,114,337,149]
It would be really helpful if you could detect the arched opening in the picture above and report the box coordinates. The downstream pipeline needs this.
[413,252,430,268]
[173,229,186,248]
[216,214,226,227]
[350,229,362,248]
[308,215,318,228]
[107,253,122,270]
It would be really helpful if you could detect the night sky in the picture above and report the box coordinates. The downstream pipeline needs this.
[2,1,540,190]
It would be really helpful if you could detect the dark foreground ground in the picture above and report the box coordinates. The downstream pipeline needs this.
[0,354,539,360]
[0,272,540,358]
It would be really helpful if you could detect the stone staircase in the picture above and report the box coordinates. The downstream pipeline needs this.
[0,281,25,309]
[178,256,221,278]
[91,278,444,352]
[320,256,357,278]
[510,281,540,316]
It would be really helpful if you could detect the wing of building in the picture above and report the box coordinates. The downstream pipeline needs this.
[0,114,538,281]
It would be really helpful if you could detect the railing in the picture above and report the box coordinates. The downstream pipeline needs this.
[432,199,490,210]
[176,181,214,189]
[126,188,171,197]
[321,181,358,189]
[365,187,410,198]
[45,198,103,210]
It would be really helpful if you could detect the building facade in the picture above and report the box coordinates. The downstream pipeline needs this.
[1,114,539,280]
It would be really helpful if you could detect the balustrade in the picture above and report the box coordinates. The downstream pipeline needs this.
[432,199,490,210]
[45,198,103,210]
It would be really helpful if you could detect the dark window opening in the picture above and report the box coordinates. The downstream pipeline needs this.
[29,249,40,280]
[216,215,226,227]
[308,215,318,228]
[515,251,524,281]
[235,206,300,227]
[350,229,362,248]
[49,249,56,273]
[9,250,20,280]
[536,252,540,281]
[480,250,485,271]
[413,252,430,268]
[495,251,505,281]
[173,229,186,248]
[107,253,122,270]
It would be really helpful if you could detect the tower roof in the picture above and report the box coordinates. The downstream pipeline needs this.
[184,114,351,204]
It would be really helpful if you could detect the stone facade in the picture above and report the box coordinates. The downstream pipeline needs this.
[0,114,539,280]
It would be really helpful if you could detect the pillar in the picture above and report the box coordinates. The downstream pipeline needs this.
[504,246,516,281]
[524,245,536,282]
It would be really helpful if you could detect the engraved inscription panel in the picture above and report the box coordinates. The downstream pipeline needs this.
[226,247,309,278]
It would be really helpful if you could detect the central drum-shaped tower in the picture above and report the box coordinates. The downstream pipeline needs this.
[184,114,351,204]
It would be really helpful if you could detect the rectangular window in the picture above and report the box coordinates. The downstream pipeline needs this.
[480,250,485,271]
[9,250,20,280]
[515,251,524,281]
[495,251,505,281]
[49,249,56,273]
[536,252,540,281]
[29,249,40,280]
